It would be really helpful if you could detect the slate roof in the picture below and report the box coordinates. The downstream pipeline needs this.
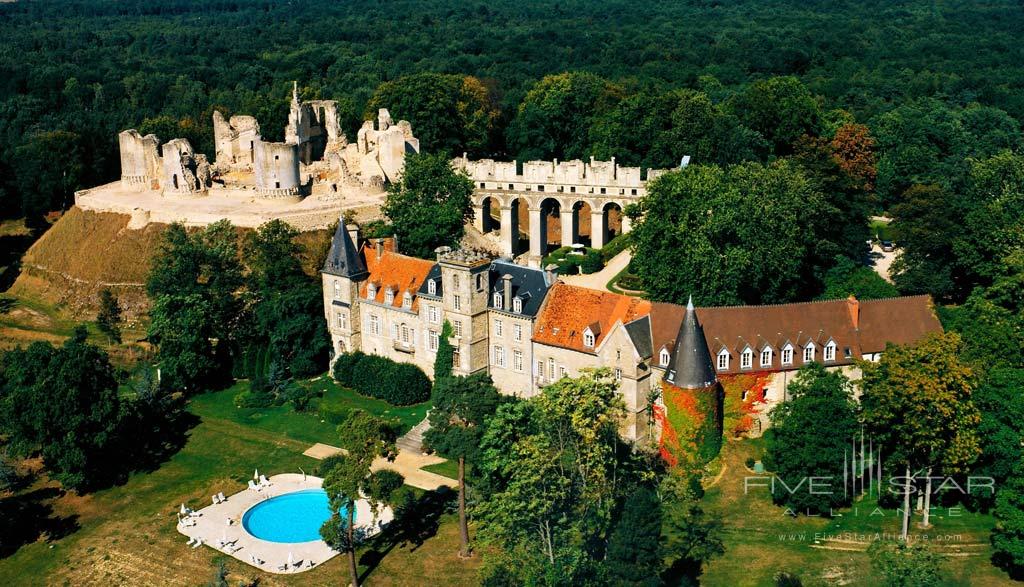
[533,283,651,354]
[664,298,717,389]
[486,259,552,318]
[416,264,443,299]
[360,240,435,312]
[322,220,368,279]
[649,295,942,374]
[624,315,653,359]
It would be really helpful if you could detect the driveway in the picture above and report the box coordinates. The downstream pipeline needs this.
[560,250,632,291]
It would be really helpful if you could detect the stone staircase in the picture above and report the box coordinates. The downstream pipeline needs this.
[397,415,431,454]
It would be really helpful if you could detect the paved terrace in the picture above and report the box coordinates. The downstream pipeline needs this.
[175,473,393,574]
[75,181,384,231]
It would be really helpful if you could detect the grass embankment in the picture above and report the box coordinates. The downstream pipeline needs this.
[701,439,1010,586]
[0,385,475,587]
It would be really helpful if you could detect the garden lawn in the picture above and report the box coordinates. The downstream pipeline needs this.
[0,384,475,586]
[700,439,1012,586]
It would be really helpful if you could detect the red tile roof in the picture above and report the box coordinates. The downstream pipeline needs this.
[533,283,651,354]
[359,241,435,312]
[650,295,942,374]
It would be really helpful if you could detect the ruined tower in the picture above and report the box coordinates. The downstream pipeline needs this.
[660,296,723,468]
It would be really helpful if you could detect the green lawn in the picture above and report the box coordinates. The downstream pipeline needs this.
[423,459,461,480]
[870,218,894,242]
[700,439,1011,586]
[0,380,474,587]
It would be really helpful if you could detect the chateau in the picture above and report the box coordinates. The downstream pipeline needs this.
[321,222,943,441]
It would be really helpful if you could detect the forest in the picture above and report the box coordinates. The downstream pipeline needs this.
[0,0,1022,219]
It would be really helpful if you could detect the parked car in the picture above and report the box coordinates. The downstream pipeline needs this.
[880,240,895,252]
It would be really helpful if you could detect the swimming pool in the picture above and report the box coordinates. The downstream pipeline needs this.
[241,488,340,543]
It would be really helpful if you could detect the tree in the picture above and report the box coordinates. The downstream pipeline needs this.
[433,320,455,381]
[992,458,1024,579]
[367,73,498,157]
[660,473,724,584]
[727,76,822,155]
[0,328,122,490]
[817,256,899,301]
[765,363,859,515]
[475,369,628,580]
[868,541,943,587]
[861,332,981,537]
[605,486,664,586]
[381,152,474,259]
[423,373,502,557]
[320,409,400,587]
[628,161,840,306]
[147,221,244,391]
[506,72,623,161]
[954,151,1024,287]
[966,370,1024,511]
[889,184,963,300]
[96,288,122,344]
[12,130,84,220]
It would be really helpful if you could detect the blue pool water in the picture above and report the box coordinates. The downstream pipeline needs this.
[242,488,339,543]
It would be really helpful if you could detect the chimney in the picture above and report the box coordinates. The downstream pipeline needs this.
[375,239,383,260]
[545,263,559,285]
[347,223,360,249]
[434,245,451,261]
[391,233,398,252]
[502,274,513,311]
[847,295,860,330]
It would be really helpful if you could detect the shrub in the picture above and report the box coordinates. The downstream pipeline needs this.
[332,351,431,405]
[581,250,604,274]
[745,457,756,469]
[600,233,631,263]
[235,389,276,408]
[315,454,347,476]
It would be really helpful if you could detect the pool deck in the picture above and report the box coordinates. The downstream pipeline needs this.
[302,443,457,492]
[175,473,393,574]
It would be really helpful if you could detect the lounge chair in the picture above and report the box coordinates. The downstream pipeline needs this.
[212,495,220,505]
[248,480,261,491]
[217,492,227,502]
[186,537,197,546]
[192,538,203,549]
[259,475,272,487]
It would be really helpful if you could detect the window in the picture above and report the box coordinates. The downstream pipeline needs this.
[570,186,576,193]
[476,274,484,291]
[559,366,567,379]
[403,292,412,309]
[537,185,544,192]
[452,348,461,369]
[367,283,377,299]
[660,348,670,366]
[454,295,462,311]
[760,348,773,368]
[583,328,595,348]
[781,345,794,366]
[537,360,544,380]
[824,341,836,362]
[513,350,523,372]
[391,323,399,339]
[513,323,522,342]
[453,320,462,337]
[717,349,730,370]
[493,345,505,367]
[803,344,815,363]
[428,330,438,352]
[494,319,503,337]
[453,274,460,288]
[740,348,753,369]
[428,305,439,324]
[337,312,347,329]
[369,314,381,335]
[614,368,622,381]
[493,292,503,308]
[427,279,436,296]
[384,288,394,305]
[401,324,409,343]
[548,358,556,379]
[512,297,523,313]
[333,280,341,299]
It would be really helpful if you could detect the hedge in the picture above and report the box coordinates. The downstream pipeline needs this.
[332,351,431,405]
[600,233,631,263]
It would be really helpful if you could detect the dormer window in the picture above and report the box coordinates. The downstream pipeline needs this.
[512,297,522,314]
[781,344,794,366]
[803,343,816,363]
[583,328,595,348]
[402,291,412,309]
[493,292,503,308]
[824,340,836,362]
[384,288,394,305]
[367,283,377,299]
[717,349,730,370]
[659,348,670,367]
[760,347,773,368]
[740,347,753,369]
[427,279,436,296]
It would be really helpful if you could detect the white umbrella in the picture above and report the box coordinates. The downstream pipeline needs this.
[287,552,294,567]
[180,503,188,515]
[254,468,259,481]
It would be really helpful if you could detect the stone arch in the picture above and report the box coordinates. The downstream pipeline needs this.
[539,197,561,256]
[509,196,528,256]
[596,201,624,248]
[570,200,594,247]
[479,195,501,234]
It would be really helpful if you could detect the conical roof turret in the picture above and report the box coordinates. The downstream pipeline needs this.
[322,218,368,279]
[664,296,717,389]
